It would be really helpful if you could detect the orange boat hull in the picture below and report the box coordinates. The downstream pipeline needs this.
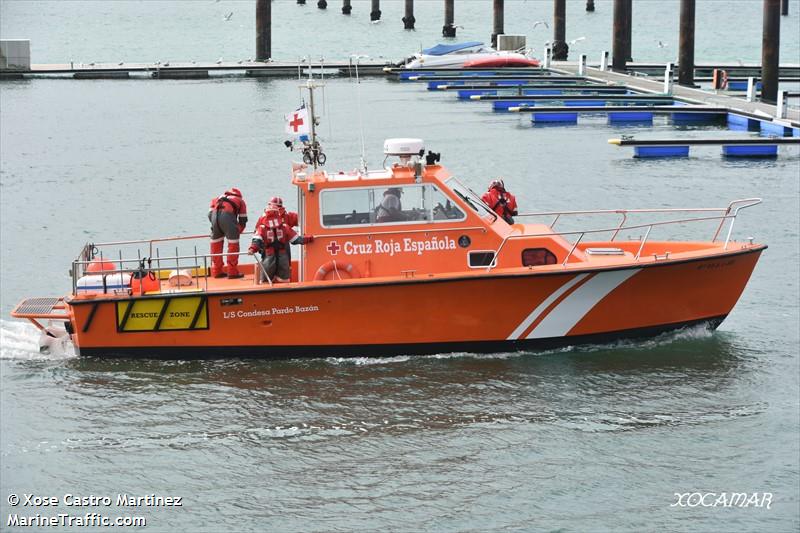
[65,248,763,358]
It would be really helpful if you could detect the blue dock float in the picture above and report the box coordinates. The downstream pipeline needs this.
[722,145,778,157]
[727,80,762,91]
[760,121,792,136]
[634,146,690,158]
[609,136,797,158]
[727,113,760,131]
[493,100,535,111]
[532,113,578,123]
[608,111,654,123]
[672,112,723,123]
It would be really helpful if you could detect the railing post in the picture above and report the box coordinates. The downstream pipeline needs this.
[543,46,552,69]
[663,62,674,94]
[746,76,756,101]
[578,54,587,76]
[600,50,609,71]
[776,90,788,118]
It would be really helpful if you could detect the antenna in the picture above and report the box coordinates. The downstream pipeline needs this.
[351,54,368,173]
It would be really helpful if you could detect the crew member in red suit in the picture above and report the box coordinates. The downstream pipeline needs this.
[248,203,314,283]
[208,187,248,278]
[481,179,518,224]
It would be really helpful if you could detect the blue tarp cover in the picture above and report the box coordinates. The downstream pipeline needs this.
[421,41,484,56]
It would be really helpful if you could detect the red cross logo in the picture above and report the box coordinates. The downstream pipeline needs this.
[326,241,341,256]
[288,113,304,133]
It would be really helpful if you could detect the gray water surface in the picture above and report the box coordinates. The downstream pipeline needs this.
[1,2,799,531]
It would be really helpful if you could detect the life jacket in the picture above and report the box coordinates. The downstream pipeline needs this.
[252,209,297,255]
[482,188,517,222]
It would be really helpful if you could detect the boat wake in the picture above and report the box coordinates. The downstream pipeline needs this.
[0,319,77,361]
[324,323,718,366]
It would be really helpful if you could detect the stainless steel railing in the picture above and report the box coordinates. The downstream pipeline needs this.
[488,198,761,270]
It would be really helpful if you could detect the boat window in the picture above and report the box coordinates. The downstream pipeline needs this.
[445,177,498,221]
[431,186,466,220]
[469,251,495,268]
[321,189,374,226]
[522,248,557,267]
[321,184,465,228]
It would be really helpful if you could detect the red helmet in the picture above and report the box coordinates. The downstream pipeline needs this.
[489,179,505,191]
[226,187,242,197]
[268,196,283,208]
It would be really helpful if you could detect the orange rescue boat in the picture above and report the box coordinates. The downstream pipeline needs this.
[11,85,765,359]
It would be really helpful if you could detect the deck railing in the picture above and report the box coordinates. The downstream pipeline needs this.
[489,198,761,270]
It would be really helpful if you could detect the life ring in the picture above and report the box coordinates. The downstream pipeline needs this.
[314,260,361,281]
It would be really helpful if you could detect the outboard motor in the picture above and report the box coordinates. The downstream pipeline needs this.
[38,323,71,355]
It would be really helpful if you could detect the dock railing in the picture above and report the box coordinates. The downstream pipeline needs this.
[488,198,761,270]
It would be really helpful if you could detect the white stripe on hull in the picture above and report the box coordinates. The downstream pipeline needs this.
[506,273,590,340]
[526,269,641,339]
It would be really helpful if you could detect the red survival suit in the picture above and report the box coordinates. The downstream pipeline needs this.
[481,180,518,224]
[248,208,313,282]
[209,188,248,278]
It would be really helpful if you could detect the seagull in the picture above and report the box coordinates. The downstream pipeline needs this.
[568,36,586,45]
[246,57,253,62]
[223,11,233,21]
[163,61,169,66]
[89,62,95,66]
[216,57,223,64]
[237,60,243,64]
[657,40,668,48]
[118,61,124,66]
[533,20,549,30]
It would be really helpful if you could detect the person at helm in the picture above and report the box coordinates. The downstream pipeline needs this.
[481,179,518,224]
[375,187,407,223]
[248,199,314,283]
[208,187,248,278]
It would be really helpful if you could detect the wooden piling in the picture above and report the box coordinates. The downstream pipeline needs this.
[612,0,627,71]
[297,0,306,4]
[402,0,415,29]
[586,0,595,12]
[781,0,789,15]
[678,0,695,86]
[553,0,568,60]
[317,0,327,9]
[762,0,781,103]
[624,0,633,61]
[443,0,455,37]
[370,0,381,21]
[492,0,504,48]
[342,0,352,15]
[255,0,271,62]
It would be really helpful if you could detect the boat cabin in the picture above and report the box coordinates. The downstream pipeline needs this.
[293,139,575,282]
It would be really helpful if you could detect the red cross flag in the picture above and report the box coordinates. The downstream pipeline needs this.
[285,106,309,136]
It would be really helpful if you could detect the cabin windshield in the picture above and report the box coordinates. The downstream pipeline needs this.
[320,183,466,228]
[446,177,498,221]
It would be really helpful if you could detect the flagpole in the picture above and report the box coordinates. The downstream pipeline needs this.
[307,79,318,170]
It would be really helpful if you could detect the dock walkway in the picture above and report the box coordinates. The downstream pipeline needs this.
[552,61,800,123]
